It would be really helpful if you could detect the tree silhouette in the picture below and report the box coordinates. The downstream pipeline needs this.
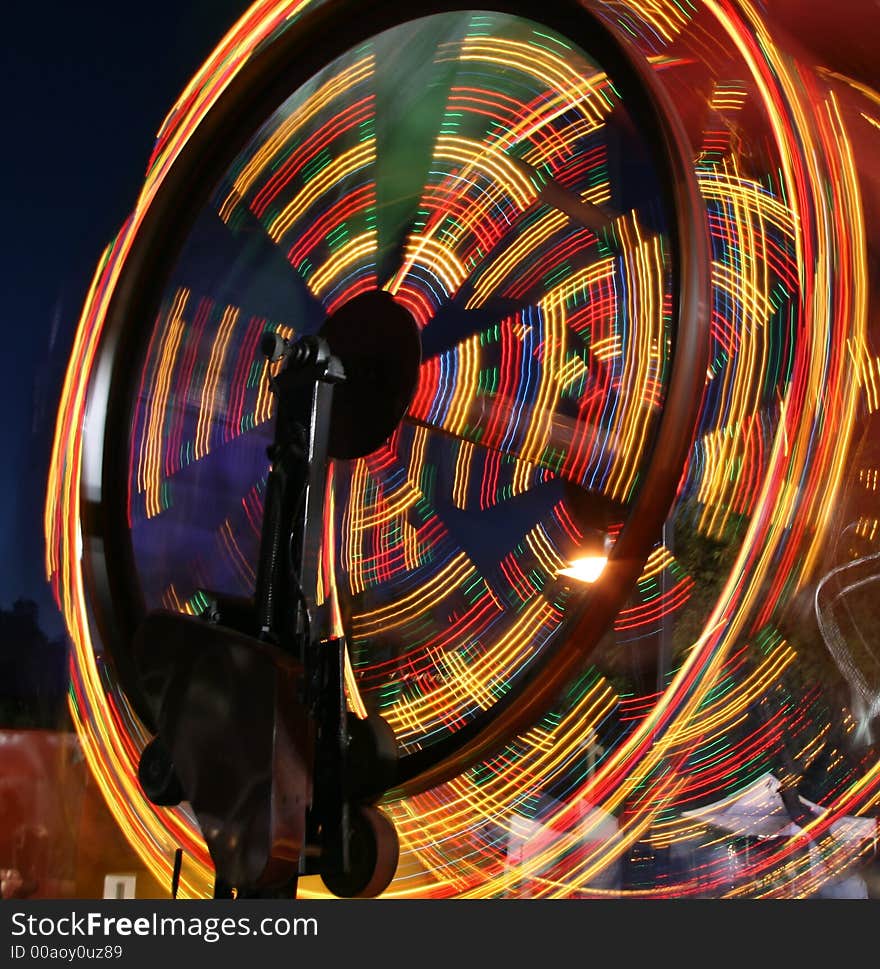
[0,599,70,728]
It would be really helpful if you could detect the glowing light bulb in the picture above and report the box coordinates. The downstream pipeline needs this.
[558,555,608,584]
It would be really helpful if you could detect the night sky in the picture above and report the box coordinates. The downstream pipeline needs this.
[2,2,252,638]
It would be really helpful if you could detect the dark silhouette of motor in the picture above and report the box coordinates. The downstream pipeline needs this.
[134,290,420,898]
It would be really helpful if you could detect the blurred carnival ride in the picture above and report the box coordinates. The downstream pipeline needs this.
[45,0,880,898]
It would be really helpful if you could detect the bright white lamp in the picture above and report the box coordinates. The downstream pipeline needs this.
[558,555,608,584]
[558,530,611,584]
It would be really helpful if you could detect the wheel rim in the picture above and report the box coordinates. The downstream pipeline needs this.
[78,0,709,798]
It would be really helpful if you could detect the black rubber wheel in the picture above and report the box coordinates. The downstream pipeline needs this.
[137,735,184,807]
[320,805,400,898]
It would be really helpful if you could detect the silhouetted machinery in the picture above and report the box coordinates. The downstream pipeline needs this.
[135,291,421,898]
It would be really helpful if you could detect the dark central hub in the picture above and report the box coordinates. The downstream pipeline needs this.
[318,288,422,460]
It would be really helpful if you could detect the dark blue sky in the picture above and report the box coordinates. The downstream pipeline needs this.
[1,2,251,636]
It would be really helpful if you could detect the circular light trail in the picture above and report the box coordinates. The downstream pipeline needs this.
[45,0,880,898]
